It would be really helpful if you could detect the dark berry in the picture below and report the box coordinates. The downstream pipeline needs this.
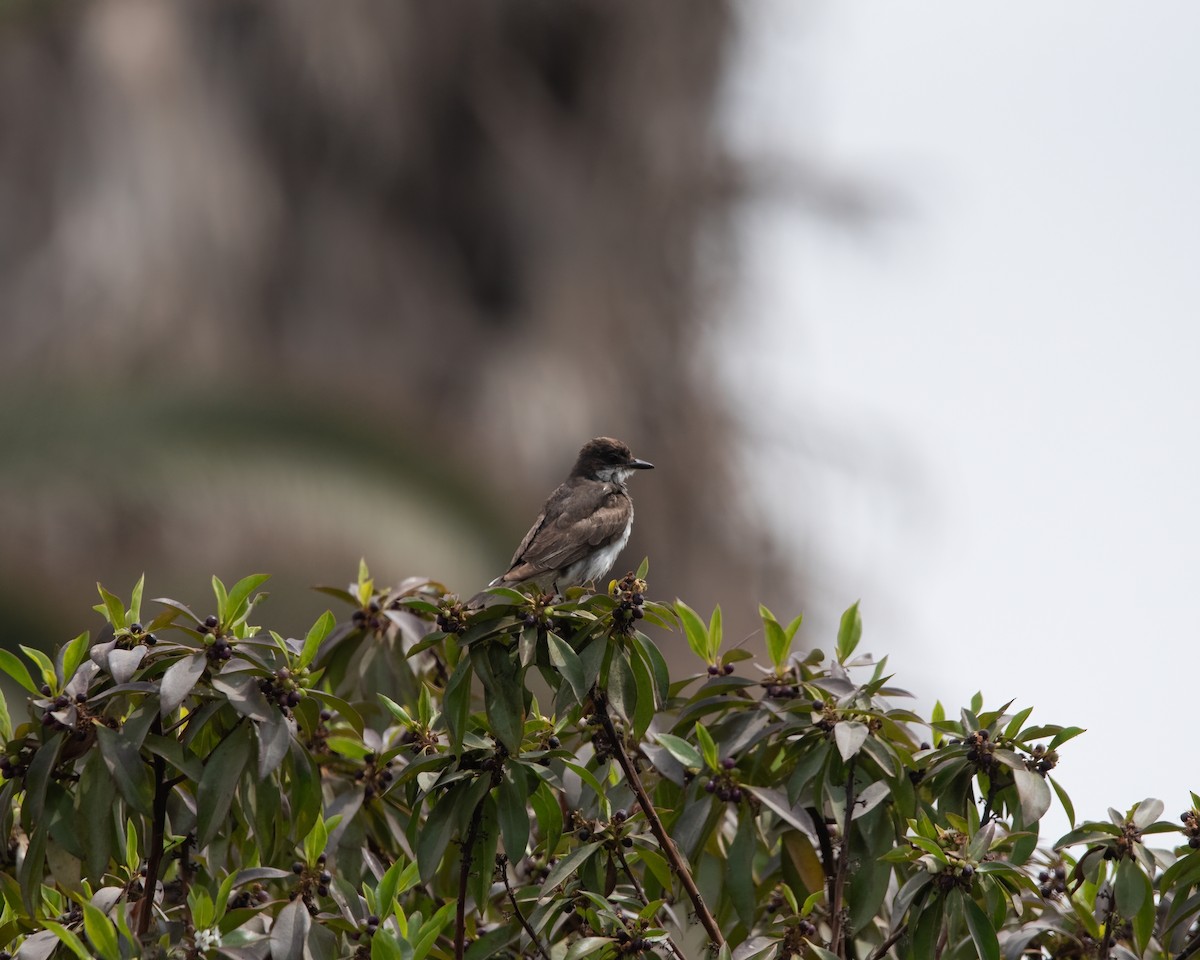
[39,684,51,696]
[317,853,327,864]
[41,712,54,726]
[612,809,628,823]
[707,665,720,676]
[723,663,734,674]
[631,607,644,620]
[292,861,304,874]
[145,633,158,645]
[704,780,716,793]
[352,610,367,624]
[367,915,380,927]
[1190,838,1200,849]
[622,837,633,848]
[722,757,736,770]
[317,884,328,897]
[319,710,332,722]
[729,787,743,802]
[197,624,209,635]
[130,622,143,634]
[577,828,591,841]
[547,735,561,749]
[287,691,302,706]
[205,615,219,629]
[961,864,974,879]
[319,871,332,884]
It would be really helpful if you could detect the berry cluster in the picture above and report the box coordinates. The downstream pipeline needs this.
[613,927,654,955]
[611,573,646,629]
[353,753,395,800]
[352,599,387,633]
[227,883,271,910]
[256,667,310,713]
[703,757,744,803]
[813,700,839,734]
[1037,863,1068,898]
[706,661,736,677]
[435,600,467,635]
[350,913,383,956]
[199,616,234,662]
[1026,743,1058,775]
[932,861,975,892]
[964,729,999,776]
[1182,809,1200,849]
[762,675,799,699]
[116,622,158,649]
[32,688,100,745]
[289,853,332,916]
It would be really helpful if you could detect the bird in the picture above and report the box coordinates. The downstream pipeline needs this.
[484,437,653,597]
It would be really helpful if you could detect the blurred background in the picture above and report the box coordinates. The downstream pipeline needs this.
[2,1,1197,836]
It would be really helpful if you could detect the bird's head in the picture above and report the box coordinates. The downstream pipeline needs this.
[571,437,654,484]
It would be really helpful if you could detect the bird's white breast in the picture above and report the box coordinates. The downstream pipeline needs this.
[561,513,634,588]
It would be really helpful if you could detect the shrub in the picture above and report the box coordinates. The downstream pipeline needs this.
[0,561,1196,959]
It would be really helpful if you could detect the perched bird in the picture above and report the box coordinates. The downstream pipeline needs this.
[485,437,653,596]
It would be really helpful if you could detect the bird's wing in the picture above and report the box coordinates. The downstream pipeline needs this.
[494,480,629,583]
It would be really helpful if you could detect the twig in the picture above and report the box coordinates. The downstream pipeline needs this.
[1177,930,1200,960]
[864,922,907,960]
[615,845,687,960]
[829,756,858,957]
[501,859,550,960]
[596,696,725,949]
[134,718,169,938]
[455,795,486,960]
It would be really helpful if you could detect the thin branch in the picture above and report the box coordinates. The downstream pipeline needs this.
[501,859,550,960]
[1177,930,1200,960]
[864,923,907,960]
[455,795,486,960]
[614,845,687,960]
[829,755,858,957]
[596,696,725,949]
[134,718,170,939]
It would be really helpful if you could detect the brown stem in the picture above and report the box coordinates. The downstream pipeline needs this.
[455,795,486,960]
[596,696,725,949]
[134,719,169,938]
[829,756,858,957]
[615,845,687,960]
[865,922,907,960]
[501,859,550,960]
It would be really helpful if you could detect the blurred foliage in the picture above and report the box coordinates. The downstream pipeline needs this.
[1,0,816,649]
[0,563,1197,958]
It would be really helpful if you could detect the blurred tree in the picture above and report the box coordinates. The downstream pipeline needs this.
[0,0,809,645]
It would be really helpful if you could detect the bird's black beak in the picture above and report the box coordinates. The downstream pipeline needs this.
[628,458,654,470]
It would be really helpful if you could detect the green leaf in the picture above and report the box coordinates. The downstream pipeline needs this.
[225,573,270,623]
[760,605,789,668]
[413,901,456,960]
[1114,855,1149,918]
[836,602,862,662]
[607,649,636,727]
[95,725,154,817]
[961,893,999,960]
[269,898,311,959]
[303,813,343,867]
[547,632,588,702]
[497,769,530,861]
[81,901,120,960]
[0,648,37,693]
[693,722,718,771]
[159,652,207,715]
[474,644,524,754]
[196,723,253,847]
[0,689,10,741]
[60,632,91,685]
[1012,769,1052,824]
[1050,776,1076,829]
[443,655,473,756]
[708,606,723,658]
[674,601,709,661]
[373,857,409,923]
[542,841,603,892]
[42,920,93,960]
[833,720,869,761]
[96,583,128,629]
[530,782,563,859]
[654,733,702,770]
[19,644,56,688]
[299,610,336,669]
[727,811,756,927]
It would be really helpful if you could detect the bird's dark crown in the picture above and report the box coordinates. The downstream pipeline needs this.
[571,437,643,478]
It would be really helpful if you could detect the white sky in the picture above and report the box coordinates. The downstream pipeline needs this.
[723,2,1200,842]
